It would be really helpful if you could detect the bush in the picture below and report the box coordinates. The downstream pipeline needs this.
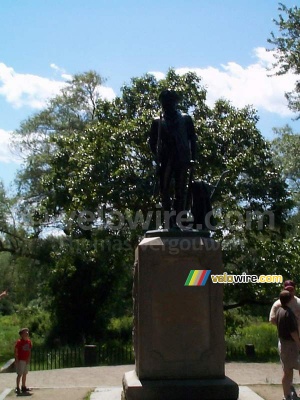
[224,309,251,336]
[0,314,21,364]
[16,303,52,346]
[242,322,278,359]
[106,316,133,342]
[226,321,278,361]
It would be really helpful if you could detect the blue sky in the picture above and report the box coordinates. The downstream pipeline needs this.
[0,0,299,189]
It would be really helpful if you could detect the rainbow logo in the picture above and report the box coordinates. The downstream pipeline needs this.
[184,270,211,286]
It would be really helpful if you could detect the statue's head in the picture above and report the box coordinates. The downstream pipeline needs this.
[159,90,180,111]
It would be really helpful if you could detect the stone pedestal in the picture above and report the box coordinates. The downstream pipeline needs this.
[122,234,238,400]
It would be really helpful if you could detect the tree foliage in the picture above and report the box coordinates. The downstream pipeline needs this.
[11,71,103,201]
[271,125,300,232]
[268,3,300,116]
[9,69,295,342]
[0,182,59,312]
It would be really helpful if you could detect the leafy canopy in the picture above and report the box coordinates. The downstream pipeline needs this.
[268,3,300,116]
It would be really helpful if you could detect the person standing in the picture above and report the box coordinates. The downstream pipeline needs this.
[270,280,300,331]
[276,290,300,400]
[270,281,300,398]
[14,328,32,395]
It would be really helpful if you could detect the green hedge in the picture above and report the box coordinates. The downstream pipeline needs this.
[226,322,278,361]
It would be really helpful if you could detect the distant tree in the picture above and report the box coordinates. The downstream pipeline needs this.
[271,125,300,232]
[268,3,300,116]
[11,71,104,204]
[0,181,25,255]
[46,231,134,344]
[11,71,136,343]
[0,181,57,310]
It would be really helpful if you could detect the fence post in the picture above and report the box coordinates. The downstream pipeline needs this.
[245,343,255,357]
[84,345,97,366]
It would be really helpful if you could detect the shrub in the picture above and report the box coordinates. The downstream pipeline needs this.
[16,303,51,346]
[226,321,278,361]
[0,314,21,364]
[106,316,133,342]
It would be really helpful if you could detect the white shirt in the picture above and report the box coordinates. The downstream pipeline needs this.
[269,295,300,332]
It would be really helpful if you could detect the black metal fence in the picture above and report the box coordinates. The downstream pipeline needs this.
[30,343,134,371]
[29,342,277,371]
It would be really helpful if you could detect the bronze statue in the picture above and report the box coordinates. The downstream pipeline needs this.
[149,90,196,229]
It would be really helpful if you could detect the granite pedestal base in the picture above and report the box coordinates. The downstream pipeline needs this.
[122,234,238,400]
[123,369,238,400]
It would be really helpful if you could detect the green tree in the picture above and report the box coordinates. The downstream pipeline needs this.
[0,181,23,254]
[201,100,293,308]
[271,125,300,233]
[12,71,104,203]
[271,125,300,206]
[46,231,133,344]
[0,181,56,312]
[12,71,137,344]
[268,3,300,116]
[13,69,293,342]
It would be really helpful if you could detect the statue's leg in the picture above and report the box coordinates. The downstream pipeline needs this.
[160,160,174,228]
[174,165,189,224]
[160,161,172,211]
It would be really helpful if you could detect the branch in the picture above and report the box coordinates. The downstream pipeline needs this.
[224,298,273,311]
[0,228,25,242]
[0,240,17,254]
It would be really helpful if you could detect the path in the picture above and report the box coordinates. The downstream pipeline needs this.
[0,363,297,399]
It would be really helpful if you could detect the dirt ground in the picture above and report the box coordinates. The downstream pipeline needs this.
[250,384,284,400]
[0,363,297,400]
[6,387,92,399]
[5,385,285,400]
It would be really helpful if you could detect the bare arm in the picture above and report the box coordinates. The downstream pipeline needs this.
[269,302,279,325]
[0,290,8,299]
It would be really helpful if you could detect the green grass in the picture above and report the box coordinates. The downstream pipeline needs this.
[83,390,94,400]
[0,314,21,365]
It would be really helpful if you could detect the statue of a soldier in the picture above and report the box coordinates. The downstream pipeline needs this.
[149,90,197,229]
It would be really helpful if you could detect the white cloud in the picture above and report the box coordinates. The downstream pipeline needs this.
[50,63,62,72]
[0,63,116,110]
[50,63,73,81]
[0,64,117,166]
[252,47,275,68]
[61,73,73,81]
[95,86,116,102]
[0,63,66,109]
[151,47,297,117]
[148,71,165,80]
[0,129,21,164]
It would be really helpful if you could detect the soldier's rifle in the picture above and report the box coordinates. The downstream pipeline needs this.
[152,112,162,198]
